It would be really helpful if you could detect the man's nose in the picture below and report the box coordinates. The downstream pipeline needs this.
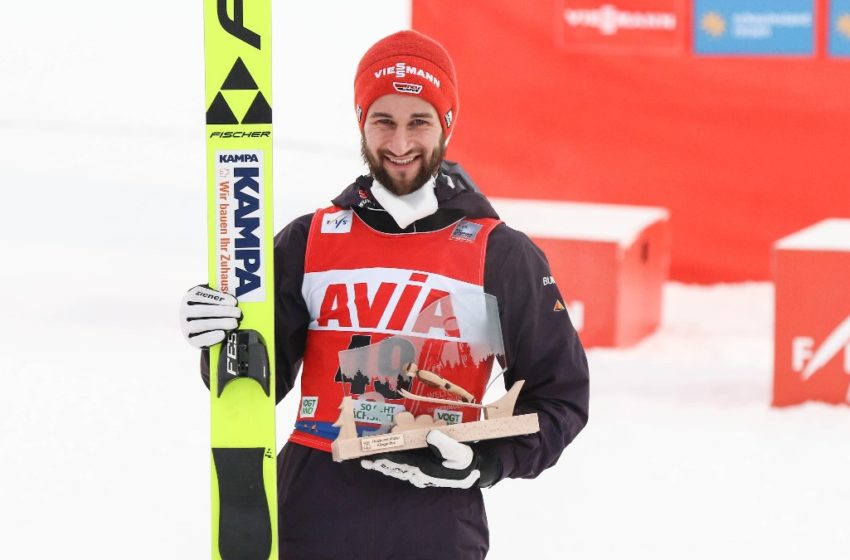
[387,127,413,155]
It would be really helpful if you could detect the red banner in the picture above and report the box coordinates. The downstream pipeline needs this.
[413,0,850,282]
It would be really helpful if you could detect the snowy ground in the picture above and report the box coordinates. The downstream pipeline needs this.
[490,283,850,559]
[2,2,848,559]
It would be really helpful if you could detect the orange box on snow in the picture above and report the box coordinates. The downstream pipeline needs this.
[773,219,850,406]
[492,199,670,348]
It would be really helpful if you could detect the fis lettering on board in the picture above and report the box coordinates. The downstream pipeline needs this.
[321,209,353,233]
[792,315,850,379]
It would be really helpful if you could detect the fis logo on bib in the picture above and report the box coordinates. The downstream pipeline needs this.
[216,150,266,302]
[322,209,353,233]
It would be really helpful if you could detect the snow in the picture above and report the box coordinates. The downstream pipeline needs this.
[775,219,850,252]
[2,2,849,559]
[489,283,850,559]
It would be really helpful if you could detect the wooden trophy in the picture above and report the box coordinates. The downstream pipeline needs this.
[331,363,539,462]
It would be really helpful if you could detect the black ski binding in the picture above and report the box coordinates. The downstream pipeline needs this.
[217,329,270,397]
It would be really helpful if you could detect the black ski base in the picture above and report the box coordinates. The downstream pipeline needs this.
[212,447,272,560]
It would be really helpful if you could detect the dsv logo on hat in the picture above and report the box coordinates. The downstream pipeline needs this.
[393,82,423,94]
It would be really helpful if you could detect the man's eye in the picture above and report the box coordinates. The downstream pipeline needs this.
[411,119,428,126]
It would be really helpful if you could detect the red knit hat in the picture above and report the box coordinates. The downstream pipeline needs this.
[354,30,458,136]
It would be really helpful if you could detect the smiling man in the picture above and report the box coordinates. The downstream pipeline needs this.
[361,94,445,196]
[181,30,589,559]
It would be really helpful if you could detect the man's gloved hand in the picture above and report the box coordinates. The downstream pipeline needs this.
[179,284,242,348]
[360,430,501,489]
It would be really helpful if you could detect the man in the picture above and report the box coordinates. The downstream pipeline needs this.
[181,30,588,559]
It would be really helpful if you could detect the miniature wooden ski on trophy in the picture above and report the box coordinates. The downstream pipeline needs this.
[331,364,539,462]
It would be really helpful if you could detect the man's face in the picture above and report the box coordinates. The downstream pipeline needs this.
[361,94,445,196]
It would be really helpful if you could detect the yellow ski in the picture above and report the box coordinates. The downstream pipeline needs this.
[203,1,276,558]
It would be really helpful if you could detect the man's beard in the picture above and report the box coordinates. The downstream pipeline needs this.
[361,135,445,196]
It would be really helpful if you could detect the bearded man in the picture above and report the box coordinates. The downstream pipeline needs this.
[181,30,588,559]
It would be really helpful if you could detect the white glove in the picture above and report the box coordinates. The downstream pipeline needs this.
[360,430,482,489]
[179,284,242,348]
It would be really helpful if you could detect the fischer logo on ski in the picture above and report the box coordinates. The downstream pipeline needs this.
[207,58,272,125]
